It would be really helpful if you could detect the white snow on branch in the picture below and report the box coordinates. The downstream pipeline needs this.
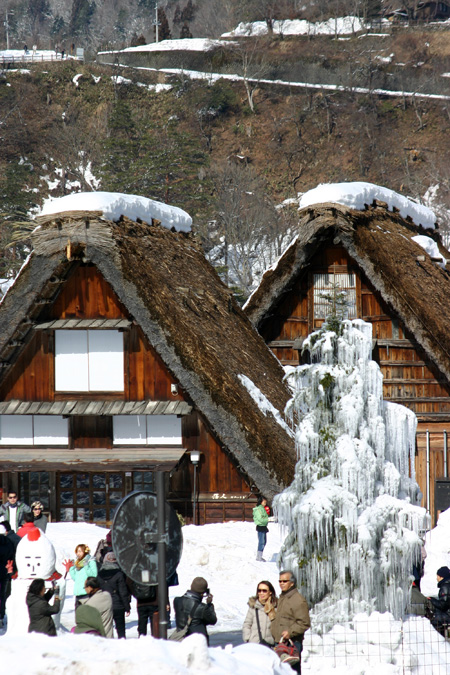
[238,374,293,436]
[299,182,436,230]
[39,192,192,232]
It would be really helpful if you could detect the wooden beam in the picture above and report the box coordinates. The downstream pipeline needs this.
[0,447,187,472]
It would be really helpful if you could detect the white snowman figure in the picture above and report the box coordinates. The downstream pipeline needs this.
[6,527,66,634]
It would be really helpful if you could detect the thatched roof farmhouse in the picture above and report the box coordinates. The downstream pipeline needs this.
[0,194,295,523]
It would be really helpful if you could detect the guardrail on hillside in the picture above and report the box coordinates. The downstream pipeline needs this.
[1,54,84,67]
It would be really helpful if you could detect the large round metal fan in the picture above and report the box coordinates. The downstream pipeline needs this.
[112,490,182,585]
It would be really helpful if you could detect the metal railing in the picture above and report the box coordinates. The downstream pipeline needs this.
[1,53,83,66]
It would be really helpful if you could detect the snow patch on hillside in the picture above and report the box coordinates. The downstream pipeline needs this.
[223,16,364,38]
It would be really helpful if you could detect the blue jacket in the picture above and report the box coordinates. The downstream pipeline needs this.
[69,556,98,597]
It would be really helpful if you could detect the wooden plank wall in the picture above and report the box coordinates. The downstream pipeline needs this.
[171,413,253,523]
[0,264,254,522]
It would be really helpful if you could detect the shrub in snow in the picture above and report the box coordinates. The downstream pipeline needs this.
[274,307,429,623]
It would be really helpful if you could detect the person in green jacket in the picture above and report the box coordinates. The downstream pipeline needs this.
[63,544,98,608]
[74,603,106,636]
[253,496,269,562]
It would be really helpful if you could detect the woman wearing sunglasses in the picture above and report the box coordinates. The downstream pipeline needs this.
[242,580,277,646]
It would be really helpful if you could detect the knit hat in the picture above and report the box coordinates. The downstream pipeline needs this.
[190,577,208,594]
[101,551,119,571]
[31,501,44,511]
[437,566,450,579]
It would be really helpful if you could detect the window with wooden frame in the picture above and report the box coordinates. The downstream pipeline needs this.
[54,329,124,392]
[112,415,182,445]
[0,415,68,445]
[313,272,357,320]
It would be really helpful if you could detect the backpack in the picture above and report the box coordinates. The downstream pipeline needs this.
[130,581,157,602]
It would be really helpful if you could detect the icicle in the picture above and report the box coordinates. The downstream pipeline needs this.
[274,318,429,622]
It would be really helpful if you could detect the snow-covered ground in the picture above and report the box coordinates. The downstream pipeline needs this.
[1,514,450,673]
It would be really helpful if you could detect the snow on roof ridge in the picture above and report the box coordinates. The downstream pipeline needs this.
[39,191,192,233]
[299,181,437,230]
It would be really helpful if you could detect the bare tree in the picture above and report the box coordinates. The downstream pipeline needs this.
[231,38,271,113]
[208,162,296,299]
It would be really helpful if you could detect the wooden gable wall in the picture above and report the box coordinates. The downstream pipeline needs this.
[0,264,252,523]
[259,246,450,523]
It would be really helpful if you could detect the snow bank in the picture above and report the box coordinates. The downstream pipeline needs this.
[222,17,364,38]
[421,507,450,597]
[39,192,192,232]
[1,632,290,674]
[100,38,230,55]
[299,182,436,230]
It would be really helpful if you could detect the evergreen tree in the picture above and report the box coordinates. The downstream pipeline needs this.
[156,8,172,41]
[173,5,182,24]
[70,0,95,37]
[181,0,196,23]
[180,22,193,39]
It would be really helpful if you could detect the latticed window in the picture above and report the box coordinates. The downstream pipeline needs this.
[313,273,357,319]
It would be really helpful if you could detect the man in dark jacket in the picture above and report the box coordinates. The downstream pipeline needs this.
[0,524,15,627]
[127,577,159,637]
[173,577,217,644]
[98,552,130,638]
[2,521,21,552]
[271,570,311,673]
[429,566,450,636]
[0,491,31,532]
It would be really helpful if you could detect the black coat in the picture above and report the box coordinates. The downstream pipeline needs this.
[98,567,131,612]
[26,590,60,636]
[0,535,14,581]
[174,590,217,644]
[430,578,450,614]
[6,530,21,551]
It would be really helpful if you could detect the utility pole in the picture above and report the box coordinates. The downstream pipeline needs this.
[153,1,160,43]
[5,9,13,50]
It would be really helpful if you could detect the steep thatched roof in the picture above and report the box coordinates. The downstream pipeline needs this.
[245,202,450,385]
[0,210,296,499]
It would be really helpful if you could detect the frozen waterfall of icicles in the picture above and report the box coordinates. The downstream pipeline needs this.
[274,319,429,624]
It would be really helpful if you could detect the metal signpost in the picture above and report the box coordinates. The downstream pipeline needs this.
[112,480,182,639]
